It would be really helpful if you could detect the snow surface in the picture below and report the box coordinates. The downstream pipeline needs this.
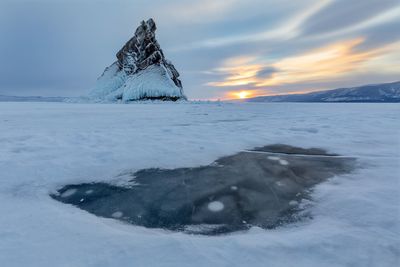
[208,201,225,212]
[89,64,184,102]
[0,102,399,267]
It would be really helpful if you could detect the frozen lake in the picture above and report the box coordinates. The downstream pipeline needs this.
[0,102,399,266]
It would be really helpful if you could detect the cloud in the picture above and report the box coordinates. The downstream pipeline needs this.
[300,0,400,35]
[206,56,263,87]
[207,38,398,97]
[256,67,278,79]
[257,38,377,86]
[357,41,400,75]
[173,0,332,50]
[156,0,240,24]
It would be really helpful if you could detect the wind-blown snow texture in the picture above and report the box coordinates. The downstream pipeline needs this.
[89,19,185,102]
[0,102,399,266]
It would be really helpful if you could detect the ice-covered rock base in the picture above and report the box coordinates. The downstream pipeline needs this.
[52,144,355,235]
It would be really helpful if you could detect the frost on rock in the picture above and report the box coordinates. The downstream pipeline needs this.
[89,18,185,102]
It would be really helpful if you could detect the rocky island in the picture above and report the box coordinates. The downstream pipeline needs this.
[89,18,185,102]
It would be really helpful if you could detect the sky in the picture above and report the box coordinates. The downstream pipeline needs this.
[0,0,399,100]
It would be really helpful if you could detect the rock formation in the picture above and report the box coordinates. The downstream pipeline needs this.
[89,18,185,102]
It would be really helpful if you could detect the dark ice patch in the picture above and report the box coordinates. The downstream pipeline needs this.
[51,145,355,235]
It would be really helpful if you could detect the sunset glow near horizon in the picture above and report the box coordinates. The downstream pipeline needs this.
[217,37,400,99]
[233,91,252,99]
[0,0,399,99]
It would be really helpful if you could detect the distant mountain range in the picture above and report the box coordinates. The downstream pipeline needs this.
[246,81,400,103]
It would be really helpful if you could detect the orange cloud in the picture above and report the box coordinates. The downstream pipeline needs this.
[257,38,379,86]
[207,56,262,87]
[207,38,393,90]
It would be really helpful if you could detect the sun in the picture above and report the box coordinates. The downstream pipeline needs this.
[236,91,250,99]
[227,90,254,100]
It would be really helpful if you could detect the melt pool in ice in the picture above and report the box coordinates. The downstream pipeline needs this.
[51,144,356,235]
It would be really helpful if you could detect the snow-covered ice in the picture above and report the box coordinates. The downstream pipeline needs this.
[279,159,289,165]
[0,102,399,266]
[60,188,77,198]
[111,211,124,219]
[208,201,225,212]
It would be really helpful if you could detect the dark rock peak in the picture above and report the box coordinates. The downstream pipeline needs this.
[116,18,182,88]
